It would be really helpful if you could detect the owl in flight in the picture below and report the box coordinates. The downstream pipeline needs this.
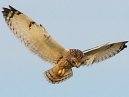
[2,5,128,84]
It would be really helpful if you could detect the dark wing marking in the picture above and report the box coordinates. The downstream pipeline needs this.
[2,5,67,63]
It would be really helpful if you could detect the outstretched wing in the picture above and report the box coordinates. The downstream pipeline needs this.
[82,41,128,65]
[2,5,67,63]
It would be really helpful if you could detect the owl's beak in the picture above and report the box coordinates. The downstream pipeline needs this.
[75,63,81,68]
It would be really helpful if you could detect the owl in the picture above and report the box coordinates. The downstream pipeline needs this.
[2,5,128,84]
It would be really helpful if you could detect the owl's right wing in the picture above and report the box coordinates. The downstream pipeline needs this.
[2,5,67,63]
[82,41,128,65]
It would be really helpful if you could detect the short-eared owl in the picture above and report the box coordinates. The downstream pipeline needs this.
[2,6,128,84]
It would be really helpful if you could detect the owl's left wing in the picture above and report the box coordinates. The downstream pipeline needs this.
[82,41,128,65]
[2,5,67,63]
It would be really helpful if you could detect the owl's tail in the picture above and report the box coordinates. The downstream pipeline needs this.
[44,66,73,84]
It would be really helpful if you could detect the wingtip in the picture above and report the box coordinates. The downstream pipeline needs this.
[8,5,12,8]
[124,41,128,44]
[123,41,128,47]
[2,7,10,17]
[9,5,17,11]
[2,5,22,19]
[2,6,9,13]
[2,10,4,14]
[2,7,6,10]
[9,5,13,9]
[120,41,128,50]
[2,5,17,11]
[2,5,11,10]
[2,7,9,11]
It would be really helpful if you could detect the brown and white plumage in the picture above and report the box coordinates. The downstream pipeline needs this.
[82,41,128,65]
[2,5,128,84]
[2,5,66,63]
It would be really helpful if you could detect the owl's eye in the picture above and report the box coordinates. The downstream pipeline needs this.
[71,60,76,64]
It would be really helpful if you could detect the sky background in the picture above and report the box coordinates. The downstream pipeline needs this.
[0,0,129,97]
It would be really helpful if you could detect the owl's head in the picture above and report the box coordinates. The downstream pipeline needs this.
[67,49,84,68]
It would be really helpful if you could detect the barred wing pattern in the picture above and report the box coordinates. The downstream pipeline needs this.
[83,41,128,65]
[2,6,66,63]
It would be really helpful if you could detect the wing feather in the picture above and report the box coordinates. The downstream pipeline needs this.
[2,5,67,63]
[83,41,128,65]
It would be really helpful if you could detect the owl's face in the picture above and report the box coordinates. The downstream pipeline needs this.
[67,49,84,68]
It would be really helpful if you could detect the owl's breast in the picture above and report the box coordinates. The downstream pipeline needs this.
[56,58,73,69]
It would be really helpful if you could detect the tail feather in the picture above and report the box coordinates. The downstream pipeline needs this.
[44,67,73,84]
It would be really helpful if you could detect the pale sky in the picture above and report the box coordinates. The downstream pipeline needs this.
[0,0,129,97]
